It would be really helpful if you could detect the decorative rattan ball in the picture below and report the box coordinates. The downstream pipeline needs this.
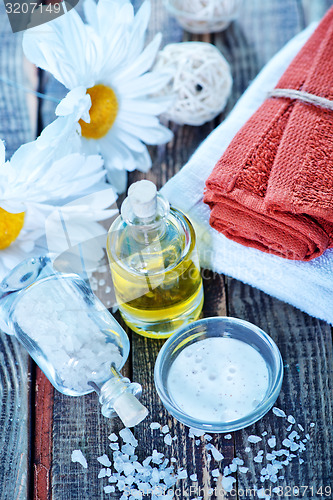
[153,42,233,126]
[163,0,242,34]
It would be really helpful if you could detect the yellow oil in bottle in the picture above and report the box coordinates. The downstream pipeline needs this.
[109,246,203,338]
[107,180,204,338]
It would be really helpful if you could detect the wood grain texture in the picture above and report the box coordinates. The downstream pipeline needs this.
[33,368,54,500]
[228,279,333,494]
[34,0,333,499]
[0,6,35,500]
[131,1,333,500]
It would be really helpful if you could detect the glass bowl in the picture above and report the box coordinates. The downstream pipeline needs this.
[163,0,243,34]
[154,317,283,433]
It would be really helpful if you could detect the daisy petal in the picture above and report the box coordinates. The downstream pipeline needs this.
[121,96,174,116]
[116,120,173,145]
[113,33,162,83]
[56,87,91,122]
[120,72,172,98]
[106,169,128,194]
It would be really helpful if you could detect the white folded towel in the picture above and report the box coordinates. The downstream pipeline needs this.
[161,23,333,326]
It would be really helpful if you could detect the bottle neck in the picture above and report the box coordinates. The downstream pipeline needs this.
[120,192,170,246]
[90,365,148,427]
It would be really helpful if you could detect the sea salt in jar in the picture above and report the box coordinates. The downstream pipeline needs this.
[154,317,283,432]
[0,256,148,427]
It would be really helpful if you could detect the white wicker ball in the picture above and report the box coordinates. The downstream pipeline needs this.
[153,42,233,126]
[164,0,242,34]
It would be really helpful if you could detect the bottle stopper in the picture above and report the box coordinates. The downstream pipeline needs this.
[127,180,157,219]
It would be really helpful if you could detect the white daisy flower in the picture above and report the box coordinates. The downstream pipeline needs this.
[0,130,117,280]
[23,0,174,193]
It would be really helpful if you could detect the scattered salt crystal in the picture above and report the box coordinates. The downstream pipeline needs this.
[120,428,138,447]
[109,443,119,451]
[161,425,169,434]
[298,424,304,431]
[195,440,200,446]
[299,458,304,464]
[224,466,231,476]
[261,431,268,436]
[233,457,244,465]
[272,407,286,418]
[150,422,160,430]
[105,286,111,294]
[221,475,236,492]
[190,473,198,481]
[122,444,135,456]
[211,468,220,477]
[224,434,232,440]
[282,439,291,448]
[310,422,315,427]
[229,463,237,472]
[266,453,275,461]
[177,469,188,479]
[205,443,224,461]
[286,425,293,431]
[245,447,251,453]
[151,450,164,464]
[254,456,263,463]
[272,487,280,494]
[170,458,177,463]
[287,415,295,424]
[122,463,134,476]
[98,468,107,478]
[108,433,118,442]
[99,279,106,286]
[204,434,212,441]
[258,450,264,455]
[104,485,115,494]
[97,454,111,467]
[248,435,262,444]
[267,436,276,448]
[305,433,310,440]
[106,468,111,477]
[71,449,88,469]
[189,428,205,437]
[164,434,172,446]
[290,442,299,452]
[239,466,249,473]
[288,430,298,440]
[142,457,151,467]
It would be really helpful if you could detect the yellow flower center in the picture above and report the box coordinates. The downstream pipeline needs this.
[79,84,119,139]
[0,208,25,250]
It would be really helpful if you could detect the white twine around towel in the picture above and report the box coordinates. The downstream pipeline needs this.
[268,88,333,111]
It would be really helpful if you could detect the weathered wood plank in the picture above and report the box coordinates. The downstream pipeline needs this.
[0,6,35,500]
[36,0,333,499]
[228,279,333,495]
[131,1,333,500]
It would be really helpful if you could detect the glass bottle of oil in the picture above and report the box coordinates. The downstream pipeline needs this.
[107,180,203,338]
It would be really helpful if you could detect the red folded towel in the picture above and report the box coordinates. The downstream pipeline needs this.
[204,7,333,261]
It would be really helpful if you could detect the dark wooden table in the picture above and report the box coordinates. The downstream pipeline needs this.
[0,1,332,499]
